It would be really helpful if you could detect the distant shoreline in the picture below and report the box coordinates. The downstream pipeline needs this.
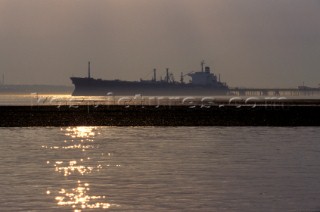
[0,84,73,95]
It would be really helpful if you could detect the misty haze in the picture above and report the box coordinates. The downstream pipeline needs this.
[2,1,320,211]
[1,0,320,88]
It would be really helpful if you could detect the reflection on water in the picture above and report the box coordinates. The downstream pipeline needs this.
[2,127,320,211]
[65,127,97,139]
[52,159,101,176]
[43,127,118,211]
[54,181,110,210]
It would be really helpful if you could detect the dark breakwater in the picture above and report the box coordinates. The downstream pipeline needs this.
[1,104,320,127]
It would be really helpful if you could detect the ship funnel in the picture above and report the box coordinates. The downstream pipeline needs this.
[88,61,91,78]
[153,69,157,82]
[180,72,184,84]
[201,60,205,72]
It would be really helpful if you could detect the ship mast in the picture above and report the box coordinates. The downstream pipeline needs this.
[166,68,169,83]
[88,61,91,79]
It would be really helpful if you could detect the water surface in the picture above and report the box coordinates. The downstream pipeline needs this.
[0,127,320,211]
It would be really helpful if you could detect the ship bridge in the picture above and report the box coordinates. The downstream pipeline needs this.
[188,66,219,86]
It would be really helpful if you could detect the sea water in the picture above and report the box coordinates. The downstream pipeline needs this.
[0,126,320,211]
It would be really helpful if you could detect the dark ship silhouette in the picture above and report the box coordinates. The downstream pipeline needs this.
[70,61,229,96]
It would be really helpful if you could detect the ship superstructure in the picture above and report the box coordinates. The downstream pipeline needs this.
[70,61,229,96]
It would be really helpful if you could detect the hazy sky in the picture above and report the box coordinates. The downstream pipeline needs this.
[1,0,320,87]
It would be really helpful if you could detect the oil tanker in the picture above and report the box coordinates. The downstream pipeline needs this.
[70,61,229,96]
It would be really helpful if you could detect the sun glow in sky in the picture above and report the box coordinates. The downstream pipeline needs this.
[1,0,320,87]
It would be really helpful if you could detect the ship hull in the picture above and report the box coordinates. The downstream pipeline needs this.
[71,77,229,96]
